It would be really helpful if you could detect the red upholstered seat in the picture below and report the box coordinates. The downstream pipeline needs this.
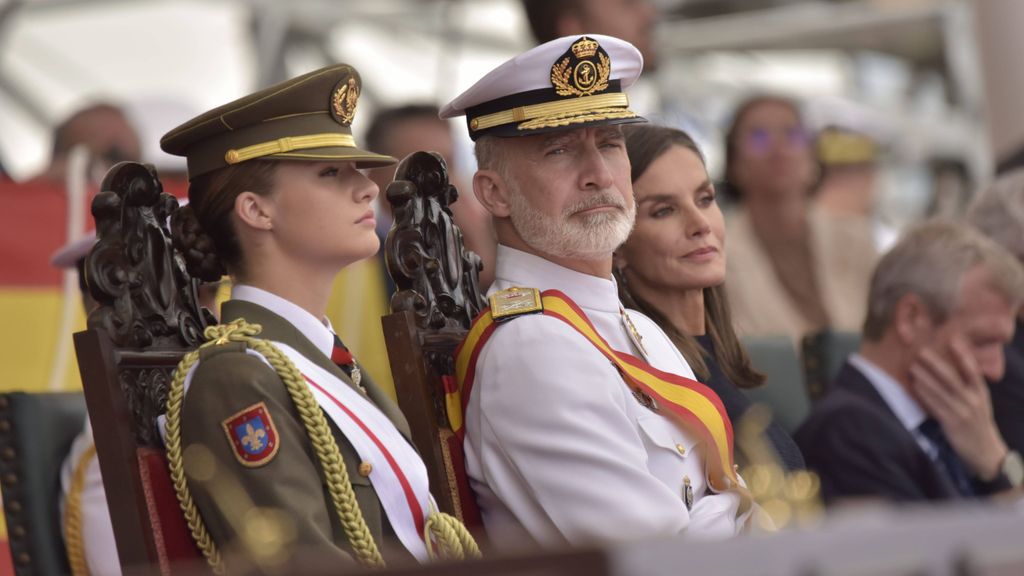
[137,448,203,571]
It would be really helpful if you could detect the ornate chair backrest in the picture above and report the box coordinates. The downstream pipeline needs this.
[73,162,212,575]
[381,152,486,526]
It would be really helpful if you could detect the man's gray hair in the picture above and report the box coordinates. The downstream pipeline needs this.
[862,219,1024,341]
[474,135,508,177]
[967,168,1024,262]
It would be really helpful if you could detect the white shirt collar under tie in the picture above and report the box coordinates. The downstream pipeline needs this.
[230,284,336,359]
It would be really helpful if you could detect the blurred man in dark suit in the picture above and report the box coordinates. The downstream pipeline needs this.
[967,169,1024,457]
[797,220,1024,504]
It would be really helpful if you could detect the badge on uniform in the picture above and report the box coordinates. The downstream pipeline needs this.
[683,475,694,511]
[631,387,659,413]
[222,402,280,467]
[490,287,543,322]
[331,77,360,126]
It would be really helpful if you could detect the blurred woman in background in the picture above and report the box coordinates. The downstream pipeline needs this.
[720,95,877,343]
[616,124,804,471]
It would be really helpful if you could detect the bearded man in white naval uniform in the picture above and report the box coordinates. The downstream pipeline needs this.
[440,34,755,549]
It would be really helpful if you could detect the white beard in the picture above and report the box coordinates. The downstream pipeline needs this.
[506,180,636,261]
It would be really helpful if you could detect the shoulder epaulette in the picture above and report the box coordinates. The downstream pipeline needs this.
[198,340,249,361]
[489,287,543,322]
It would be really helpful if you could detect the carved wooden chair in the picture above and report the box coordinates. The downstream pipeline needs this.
[381,152,486,527]
[73,162,212,575]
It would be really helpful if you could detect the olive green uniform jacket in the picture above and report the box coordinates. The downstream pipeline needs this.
[180,299,412,565]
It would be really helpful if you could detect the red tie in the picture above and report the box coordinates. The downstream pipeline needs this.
[331,333,355,377]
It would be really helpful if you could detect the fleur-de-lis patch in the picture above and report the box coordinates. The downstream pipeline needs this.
[222,402,280,467]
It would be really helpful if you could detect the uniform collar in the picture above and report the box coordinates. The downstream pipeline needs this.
[230,284,336,359]
[491,244,621,313]
[848,353,928,432]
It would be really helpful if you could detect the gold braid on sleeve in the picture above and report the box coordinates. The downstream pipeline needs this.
[63,443,97,576]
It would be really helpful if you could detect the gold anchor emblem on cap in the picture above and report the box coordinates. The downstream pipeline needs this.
[551,36,611,97]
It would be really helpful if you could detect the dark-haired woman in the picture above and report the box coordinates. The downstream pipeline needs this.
[616,124,804,471]
[721,96,877,343]
[160,64,472,570]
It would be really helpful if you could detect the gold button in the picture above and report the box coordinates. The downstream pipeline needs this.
[675,443,686,456]
[358,462,373,477]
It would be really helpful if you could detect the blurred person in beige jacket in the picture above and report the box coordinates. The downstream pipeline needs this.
[722,96,878,343]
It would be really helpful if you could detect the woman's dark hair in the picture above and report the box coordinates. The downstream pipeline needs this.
[171,160,277,281]
[620,124,765,389]
[721,94,804,204]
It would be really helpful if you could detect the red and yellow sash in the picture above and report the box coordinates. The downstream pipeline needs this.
[449,289,739,492]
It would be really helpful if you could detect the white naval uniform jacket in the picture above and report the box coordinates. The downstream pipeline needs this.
[60,418,122,576]
[464,245,750,550]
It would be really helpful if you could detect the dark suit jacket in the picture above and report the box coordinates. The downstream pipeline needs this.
[991,319,1024,455]
[795,361,958,504]
[181,299,413,566]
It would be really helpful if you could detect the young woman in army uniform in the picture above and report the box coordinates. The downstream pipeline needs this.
[160,64,475,571]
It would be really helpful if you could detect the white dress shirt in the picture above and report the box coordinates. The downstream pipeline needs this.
[464,245,749,550]
[231,284,337,356]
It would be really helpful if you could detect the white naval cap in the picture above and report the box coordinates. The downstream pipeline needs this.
[50,197,191,268]
[440,34,645,141]
[50,233,96,268]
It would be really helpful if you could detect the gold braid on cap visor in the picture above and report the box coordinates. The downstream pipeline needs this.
[470,92,630,132]
[224,133,356,164]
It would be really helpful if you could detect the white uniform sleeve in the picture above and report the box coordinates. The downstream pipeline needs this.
[470,315,693,546]
[60,420,122,576]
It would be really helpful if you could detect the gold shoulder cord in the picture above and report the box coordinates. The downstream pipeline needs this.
[165,320,479,572]
[64,443,97,576]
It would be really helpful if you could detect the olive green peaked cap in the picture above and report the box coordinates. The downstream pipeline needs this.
[161,64,396,180]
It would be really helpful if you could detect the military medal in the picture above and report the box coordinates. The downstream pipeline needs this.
[683,475,694,510]
[632,387,659,413]
[620,307,649,360]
